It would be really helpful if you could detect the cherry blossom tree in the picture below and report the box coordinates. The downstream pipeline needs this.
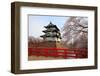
[61,17,88,48]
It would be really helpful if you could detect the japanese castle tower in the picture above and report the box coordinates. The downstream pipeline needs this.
[40,22,62,42]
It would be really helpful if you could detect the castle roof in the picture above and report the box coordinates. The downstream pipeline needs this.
[44,22,60,31]
[42,29,60,33]
[40,34,62,39]
[40,22,62,40]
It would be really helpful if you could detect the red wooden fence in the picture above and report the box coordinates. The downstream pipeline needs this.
[28,48,87,58]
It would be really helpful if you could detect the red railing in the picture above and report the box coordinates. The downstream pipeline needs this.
[28,48,88,58]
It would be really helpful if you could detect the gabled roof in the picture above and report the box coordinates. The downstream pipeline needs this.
[44,22,60,31]
[42,29,59,33]
[40,34,62,39]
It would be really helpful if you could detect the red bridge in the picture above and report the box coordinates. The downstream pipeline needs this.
[28,48,88,59]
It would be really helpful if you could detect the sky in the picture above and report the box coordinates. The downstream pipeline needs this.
[28,15,69,38]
